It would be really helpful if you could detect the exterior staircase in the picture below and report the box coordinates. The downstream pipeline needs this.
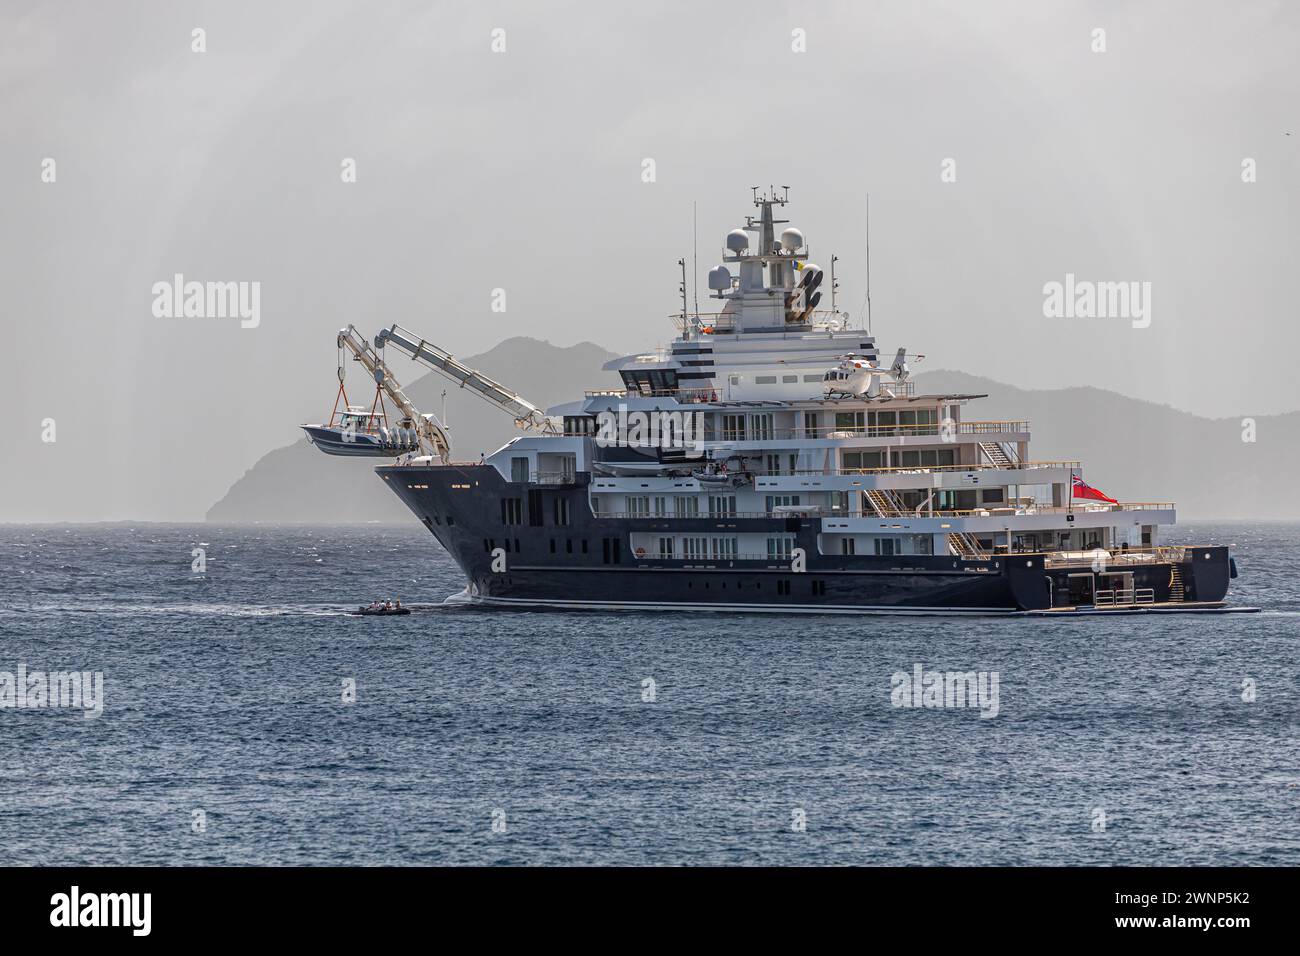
[1168,564,1186,603]
[978,441,1014,468]
[947,532,987,560]
[864,488,907,517]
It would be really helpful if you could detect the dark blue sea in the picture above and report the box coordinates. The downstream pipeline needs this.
[0,521,1295,866]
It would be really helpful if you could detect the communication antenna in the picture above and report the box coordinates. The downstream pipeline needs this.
[830,255,840,313]
[692,201,700,322]
[865,193,873,334]
[678,258,688,332]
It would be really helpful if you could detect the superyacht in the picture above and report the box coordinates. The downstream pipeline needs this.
[305,188,1238,614]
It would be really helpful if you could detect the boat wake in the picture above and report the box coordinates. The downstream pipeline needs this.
[0,601,356,619]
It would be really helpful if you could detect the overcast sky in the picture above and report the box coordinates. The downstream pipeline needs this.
[2,0,1296,521]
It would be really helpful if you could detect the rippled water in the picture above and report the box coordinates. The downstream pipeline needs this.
[0,521,1296,865]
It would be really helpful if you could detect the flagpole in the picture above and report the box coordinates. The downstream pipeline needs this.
[1068,471,1074,515]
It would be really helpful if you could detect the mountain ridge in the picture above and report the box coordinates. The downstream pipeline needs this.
[205,344,1293,523]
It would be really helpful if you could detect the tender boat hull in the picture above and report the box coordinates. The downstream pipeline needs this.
[301,425,417,458]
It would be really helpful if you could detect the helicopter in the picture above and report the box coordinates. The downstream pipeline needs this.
[822,348,925,399]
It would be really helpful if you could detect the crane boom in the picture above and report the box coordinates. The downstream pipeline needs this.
[376,324,560,434]
[336,325,452,463]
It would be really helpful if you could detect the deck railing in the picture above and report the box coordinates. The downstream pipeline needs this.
[1043,546,1190,568]
[667,311,854,334]
[631,551,806,562]
[574,413,1030,439]
[763,460,1079,477]
[622,547,1207,568]
[531,471,579,485]
[592,502,1174,521]
[583,382,931,405]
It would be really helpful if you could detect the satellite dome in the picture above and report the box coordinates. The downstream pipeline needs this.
[725,229,749,255]
[780,227,805,252]
[707,265,732,291]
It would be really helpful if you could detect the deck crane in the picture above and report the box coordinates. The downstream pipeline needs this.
[334,324,453,463]
[375,324,561,436]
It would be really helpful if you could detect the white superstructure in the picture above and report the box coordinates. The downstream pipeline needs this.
[491,187,1173,565]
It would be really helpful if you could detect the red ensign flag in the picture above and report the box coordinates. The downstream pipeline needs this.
[1071,474,1118,504]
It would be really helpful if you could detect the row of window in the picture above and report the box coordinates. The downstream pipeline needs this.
[834,534,936,556]
[566,408,951,446]
[833,409,942,430]
[683,578,828,596]
[501,495,572,527]
[623,494,809,517]
[650,536,795,559]
[721,412,774,442]
[843,448,958,470]
[549,538,590,555]
[623,495,726,517]
[753,374,824,384]
[490,533,940,561]
[488,537,614,560]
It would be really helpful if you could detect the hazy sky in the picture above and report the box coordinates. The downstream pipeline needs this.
[2,0,1297,521]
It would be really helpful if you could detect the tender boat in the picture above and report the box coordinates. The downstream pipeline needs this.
[301,408,421,457]
[352,605,411,616]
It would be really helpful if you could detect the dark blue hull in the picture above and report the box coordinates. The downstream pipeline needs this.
[376,465,1232,614]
